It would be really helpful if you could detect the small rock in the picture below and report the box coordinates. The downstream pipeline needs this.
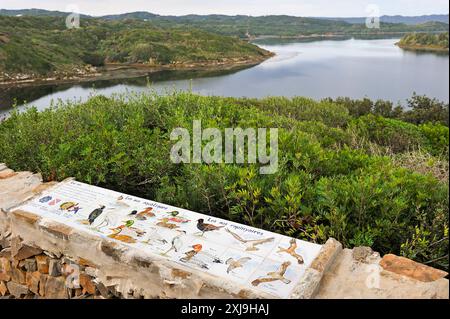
[13,244,42,261]
[43,276,68,299]
[352,247,374,263]
[26,271,41,294]
[20,258,37,272]
[94,281,111,298]
[11,267,26,284]
[48,259,62,277]
[7,281,29,298]
[35,255,49,274]
[79,273,96,295]
[0,281,8,296]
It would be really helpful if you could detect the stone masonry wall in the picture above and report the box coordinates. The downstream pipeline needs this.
[0,165,448,299]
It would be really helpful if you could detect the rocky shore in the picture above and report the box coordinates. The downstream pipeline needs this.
[0,54,274,88]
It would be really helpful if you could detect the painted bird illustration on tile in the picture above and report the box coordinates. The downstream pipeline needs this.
[180,244,222,269]
[225,228,275,251]
[225,257,251,274]
[88,205,105,225]
[108,220,146,244]
[251,261,292,286]
[277,238,304,264]
[196,219,224,236]
[161,230,186,256]
[129,207,155,221]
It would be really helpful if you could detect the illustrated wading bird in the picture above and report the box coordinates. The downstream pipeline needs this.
[196,219,224,236]
[251,261,292,286]
[161,230,186,256]
[225,228,275,251]
[88,205,105,225]
[225,257,251,274]
[277,238,304,264]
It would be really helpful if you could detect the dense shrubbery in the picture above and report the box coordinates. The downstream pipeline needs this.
[0,16,270,76]
[398,32,449,51]
[0,92,448,270]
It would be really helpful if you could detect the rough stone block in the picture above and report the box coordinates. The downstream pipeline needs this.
[26,271,41,294]
[7,281,29,298]
[43,276,68,299]
[380,254,448,283]
[35,255,49,274]
[0,281,8,296]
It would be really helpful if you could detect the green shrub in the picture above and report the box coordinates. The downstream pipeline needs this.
[0,92,448,271]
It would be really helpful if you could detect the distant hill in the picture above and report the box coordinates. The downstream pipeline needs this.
[0,8,90,19]
[0,15,271,79]
[320,14,449,25]
[0,9,448,37]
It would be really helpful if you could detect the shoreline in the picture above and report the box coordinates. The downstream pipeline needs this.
[396,43,449,53]
[0,53,274,89]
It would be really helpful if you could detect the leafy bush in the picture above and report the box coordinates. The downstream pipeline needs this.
[0,92,448,271]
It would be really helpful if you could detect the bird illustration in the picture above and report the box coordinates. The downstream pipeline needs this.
[129,207,155,221]
[156,218,180,229]
[225,257,251,274]
[180,244,222,269]
[277,239,304,264]
[60,202,78,211]
[225,228,275,251]
[196,219,224,236]
[88,205,105,225]
[161,230,186,256]
[251,261,292,286]
[166,211,190,224]
[180,244,204,263]
[108,220,146,242]
[141,227,169,246]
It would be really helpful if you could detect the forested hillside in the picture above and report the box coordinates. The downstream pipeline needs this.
[397,32,449,52]
[0,16,271,79]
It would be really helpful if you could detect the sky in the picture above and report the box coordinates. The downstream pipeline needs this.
[1,0,448,17]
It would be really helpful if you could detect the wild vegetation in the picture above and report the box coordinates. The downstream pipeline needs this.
[397,32,449,52]
[1,9,449,38]
[0,92,448,271]
[0,16,270,78]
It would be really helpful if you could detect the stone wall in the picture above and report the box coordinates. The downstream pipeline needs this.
[0,165,448,299]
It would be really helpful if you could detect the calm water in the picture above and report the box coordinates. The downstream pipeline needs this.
[1,38,448,116]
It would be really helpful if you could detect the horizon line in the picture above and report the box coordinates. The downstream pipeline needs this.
[1,7,449,19]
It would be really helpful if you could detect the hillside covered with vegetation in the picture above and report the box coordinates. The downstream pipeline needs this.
[1,9,449,38]
[0,16,271,79]
[0,92,448,271]
[397,32,449,52]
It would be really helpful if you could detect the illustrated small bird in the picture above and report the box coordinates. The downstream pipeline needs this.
[162,230,186,256]
[180,244,203,263]
[225,228,275,251]
[166,211,190,223]
[129,207,155,221]
[196,219,224,236]
[226,257,251,274]
[156,218,179,229]
[251,261,292,286]
[277,239,304,264]
[88,205,105,225]
[107,220,142,243]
